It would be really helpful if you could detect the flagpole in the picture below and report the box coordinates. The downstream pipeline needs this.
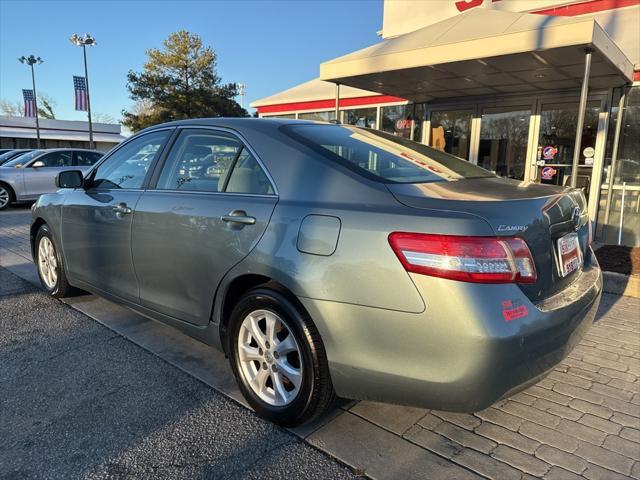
[70,34,96,150]
[19,55,43,149]
[30,63,41,149]
[82,44,94,150]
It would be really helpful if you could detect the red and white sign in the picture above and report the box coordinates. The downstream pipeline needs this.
[395,119,414,130]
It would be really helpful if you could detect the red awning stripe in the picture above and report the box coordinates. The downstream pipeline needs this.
[532,0,640,16]
[257,95,406,114]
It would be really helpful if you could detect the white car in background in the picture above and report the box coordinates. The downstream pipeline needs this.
[0,148,103,210]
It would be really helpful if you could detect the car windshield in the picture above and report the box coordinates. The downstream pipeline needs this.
[2,150,43,167]
[0,150,31,164]
[284,124,495,184]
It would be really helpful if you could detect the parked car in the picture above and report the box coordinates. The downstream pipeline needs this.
[0,148,14,155]
[0,148,35,166]
[30,119,602,426]
[0,148,103,209]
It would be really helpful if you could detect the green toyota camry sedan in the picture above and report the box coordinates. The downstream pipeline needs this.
[30,118,602,426]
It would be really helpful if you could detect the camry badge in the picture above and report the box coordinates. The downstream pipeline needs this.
[497,225,528,232]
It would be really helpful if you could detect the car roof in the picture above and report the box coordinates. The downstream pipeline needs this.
[141,117,325,135]
[35,148,100,152]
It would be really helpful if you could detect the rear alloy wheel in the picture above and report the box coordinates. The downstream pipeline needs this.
[0,184,13,210]
[228,287,335,427]
[35,225,75,298]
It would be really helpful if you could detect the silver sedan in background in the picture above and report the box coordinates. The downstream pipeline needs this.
[0,148,103,209]
[30,119,601,426]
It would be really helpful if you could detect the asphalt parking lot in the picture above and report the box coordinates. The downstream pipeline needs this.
[0,266,359,479]
[1,206,639,480]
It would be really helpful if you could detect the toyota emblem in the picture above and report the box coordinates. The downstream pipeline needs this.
[571,206,582,230]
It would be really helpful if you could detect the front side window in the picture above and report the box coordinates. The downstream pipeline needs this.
[285,124,494,184]
[91,130,170,189]
[36,151,73,167]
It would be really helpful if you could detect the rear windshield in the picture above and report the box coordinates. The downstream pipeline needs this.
[284,124,494,184]
[2,150,42,167]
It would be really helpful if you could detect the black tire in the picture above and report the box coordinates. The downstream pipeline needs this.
[0,183,14,210]
[34,224,76,298]
[228,286,335,427]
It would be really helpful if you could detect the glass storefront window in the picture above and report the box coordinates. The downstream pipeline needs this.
[265,114,296,119]
[342,107,377,129]
[477,106,531,180]
[429,110,472,159]
[536,102,600,192]
[381,104,424,141]
[298,111,336,122]
[596,86,640,246]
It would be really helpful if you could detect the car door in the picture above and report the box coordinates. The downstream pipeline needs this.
[61,129,173,302]
[23,150,74,198]
[132,128,278,325]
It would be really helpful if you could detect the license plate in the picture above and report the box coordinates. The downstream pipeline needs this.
[557,232,582,277]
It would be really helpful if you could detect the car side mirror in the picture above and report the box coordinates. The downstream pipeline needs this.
[56,170,84,189]
[32,160,45,168]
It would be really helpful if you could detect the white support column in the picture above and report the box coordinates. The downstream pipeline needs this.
[571,48,592,188]
[334,83,340,122]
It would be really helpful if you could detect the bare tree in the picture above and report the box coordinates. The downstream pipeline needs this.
[0,93,56,119]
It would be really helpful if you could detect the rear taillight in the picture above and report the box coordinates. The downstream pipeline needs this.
[388,232,537,284]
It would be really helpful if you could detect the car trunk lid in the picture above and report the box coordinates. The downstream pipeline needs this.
[387,177,590,302]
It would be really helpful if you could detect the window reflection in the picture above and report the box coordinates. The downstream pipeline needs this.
[536,102,599,192]
[478,107,531,180]
[342,107,377,129]
[298,111,336,122]
[429,110,471,159]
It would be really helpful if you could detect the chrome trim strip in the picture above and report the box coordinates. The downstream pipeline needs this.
[140,189,276,199]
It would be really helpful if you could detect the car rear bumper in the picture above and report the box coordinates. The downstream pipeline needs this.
[299,256,602,411]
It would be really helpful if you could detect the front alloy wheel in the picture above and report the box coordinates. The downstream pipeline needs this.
[35,225,75,297]
[0,185,12,210]
[37,236,58,289]
[229,287,335,427]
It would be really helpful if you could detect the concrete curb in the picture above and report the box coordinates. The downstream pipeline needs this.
[603,271,640,298]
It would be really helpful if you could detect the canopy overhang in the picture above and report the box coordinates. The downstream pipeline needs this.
[320,9,634,102]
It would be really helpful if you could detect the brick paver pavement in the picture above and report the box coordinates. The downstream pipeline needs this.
[2,206,639,479]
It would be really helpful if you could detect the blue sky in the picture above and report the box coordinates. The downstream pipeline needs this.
[0,0,383,122]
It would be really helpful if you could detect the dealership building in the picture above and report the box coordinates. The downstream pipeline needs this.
[252,0,640,246]
[0,116,126,152]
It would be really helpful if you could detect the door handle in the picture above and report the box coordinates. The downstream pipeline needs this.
[221,210,256,225]
[113,203,132,215]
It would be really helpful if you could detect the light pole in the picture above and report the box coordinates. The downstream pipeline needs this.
[18,55,43,148]
[70,33,96,149]
[237,83,246,109]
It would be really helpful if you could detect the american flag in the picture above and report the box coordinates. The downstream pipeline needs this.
[23,89,36,117]
[74,75,88,111]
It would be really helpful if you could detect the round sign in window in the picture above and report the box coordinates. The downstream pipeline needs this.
[583,146,595,158]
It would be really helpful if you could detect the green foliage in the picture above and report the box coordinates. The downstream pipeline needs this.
[38,97,55,119]
[122,30,247,131]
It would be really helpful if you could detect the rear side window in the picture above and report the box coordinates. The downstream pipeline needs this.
[225,149,274,195]
[75,151,103,166]
[285,124,494,184]
[156,129,274,195]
